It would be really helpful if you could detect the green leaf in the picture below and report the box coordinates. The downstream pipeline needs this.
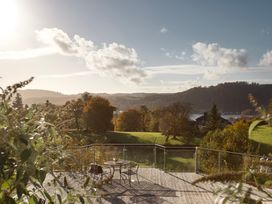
[19,136,28,145]
[57,194,62,204]
[16,183,25,199]
[3,195,16,204]
[1,181,10,190]
[28,195,38,204]
[83,177,90,188]
[20,148,32,162]
[16,166,23,181]
[44,190,53,203]
[79,196,85,204]
[63,176,68,188]
[37,170,47,184]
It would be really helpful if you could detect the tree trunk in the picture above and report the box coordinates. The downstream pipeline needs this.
[165,135,170,142]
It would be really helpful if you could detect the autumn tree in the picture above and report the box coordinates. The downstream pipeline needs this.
[139,105,151,131]
[61,99,84,131]
[83,96,115,133]
[148,108,161,132]
[116,109,142,131]
[159,102,192,142]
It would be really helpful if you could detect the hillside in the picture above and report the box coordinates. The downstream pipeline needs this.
[19,82,272,113]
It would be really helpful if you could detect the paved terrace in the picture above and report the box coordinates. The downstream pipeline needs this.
[45,168,272,204]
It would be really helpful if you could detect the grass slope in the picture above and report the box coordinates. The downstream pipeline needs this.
[250,125,272,146]
[105,131,180,145]
[73,131,200,145]
[104,131,201,145]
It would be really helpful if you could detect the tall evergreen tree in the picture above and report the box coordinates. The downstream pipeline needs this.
[205,104,221,131]
[12,93,23,109]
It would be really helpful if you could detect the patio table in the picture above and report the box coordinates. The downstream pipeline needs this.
[104,160,130,181]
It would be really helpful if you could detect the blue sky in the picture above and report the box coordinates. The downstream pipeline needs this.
[0,0,272,93]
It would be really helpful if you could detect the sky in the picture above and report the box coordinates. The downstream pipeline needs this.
[0,0,272,94]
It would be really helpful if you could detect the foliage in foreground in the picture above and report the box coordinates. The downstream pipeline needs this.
[193,169,272,204]
[0,78,93,203]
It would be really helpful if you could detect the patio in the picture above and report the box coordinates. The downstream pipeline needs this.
[45,167,272,204]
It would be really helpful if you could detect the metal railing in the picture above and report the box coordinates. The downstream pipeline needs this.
[56,144,269,174]
[196,147,269,174]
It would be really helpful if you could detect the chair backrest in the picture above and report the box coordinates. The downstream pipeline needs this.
[129,162,139,173]
[89,164,103,175]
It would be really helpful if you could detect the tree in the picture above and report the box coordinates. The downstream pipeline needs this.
[71,99,83,130]
[139,105,151,131]
[205,104,221,131]
[61,99,84,131]
[83,96,115,133]
[116,109,142,131]
[12,93,23,109]
[148,108,161,132]
[159,103,192,142]
[200,120,251,172]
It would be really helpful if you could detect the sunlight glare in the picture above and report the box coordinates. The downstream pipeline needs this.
[0,0,18,39]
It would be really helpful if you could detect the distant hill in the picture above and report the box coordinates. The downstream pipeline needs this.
[19,82,272,113]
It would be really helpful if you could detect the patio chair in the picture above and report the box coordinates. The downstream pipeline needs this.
[89,164,113,184]
[121,162,140,186]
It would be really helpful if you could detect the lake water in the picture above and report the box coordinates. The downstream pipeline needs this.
[190,113,241,121]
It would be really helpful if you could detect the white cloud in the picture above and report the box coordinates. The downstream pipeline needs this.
[160,48,187,60]
[259,50,272,67]
[86,42,146,83]
[146,64,207,76]
[36,28,146,83]
[192,42,247,68]
[36,28,95,57]
[191,42,248,79]
[160,27,168,33]
[0,28,146,84]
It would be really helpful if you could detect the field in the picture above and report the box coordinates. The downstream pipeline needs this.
[74,131,201,146]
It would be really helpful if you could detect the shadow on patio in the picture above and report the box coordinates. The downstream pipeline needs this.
[98,179,176,204]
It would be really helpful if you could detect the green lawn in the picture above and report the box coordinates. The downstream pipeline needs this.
[72,131,201,145]
[104,131,201,145]
[105,131,178,145]
[250,125,272,146]
[166,157,195,171]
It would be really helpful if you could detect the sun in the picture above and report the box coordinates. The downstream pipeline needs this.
[0,0,18,39]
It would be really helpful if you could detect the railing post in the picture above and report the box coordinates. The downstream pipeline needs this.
[218,151,221,172]
[153,146,157,168]
[163,148,167,172]
[195,146,199,174]
[93,146,96,164]
[122,145,127,161]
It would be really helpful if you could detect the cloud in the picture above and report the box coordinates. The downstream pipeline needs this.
[36,28,95,57]
[191,42,248,79]
[36,28,146,83]
[192,42,247,68]
[160,27,168,33]
[146,64,206,76]
[0,28,145,83]
[160,48,187,60]
[86,42,146,83]
[259,50,272,67]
